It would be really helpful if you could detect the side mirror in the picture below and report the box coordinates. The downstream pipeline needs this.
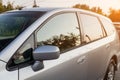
[32,45,60,71]
[33,45,60,61]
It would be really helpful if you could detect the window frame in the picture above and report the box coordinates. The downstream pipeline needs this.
[6,11,82,71]
[34,11,82,53]
[6,34,35,71]
[99,17,115,36]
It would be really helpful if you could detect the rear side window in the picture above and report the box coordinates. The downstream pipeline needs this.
[100,17,115,36]
[80,14,104,43]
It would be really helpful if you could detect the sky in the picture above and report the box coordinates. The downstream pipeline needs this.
[3,0,120,14]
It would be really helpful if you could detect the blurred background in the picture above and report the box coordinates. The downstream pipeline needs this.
[1,0,120,22]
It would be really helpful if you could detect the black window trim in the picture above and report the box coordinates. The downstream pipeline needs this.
[6,34,35,71]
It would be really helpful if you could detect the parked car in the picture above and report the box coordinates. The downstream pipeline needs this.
[0,8,120,80]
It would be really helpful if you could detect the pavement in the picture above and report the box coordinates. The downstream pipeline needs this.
[115,67,120,80]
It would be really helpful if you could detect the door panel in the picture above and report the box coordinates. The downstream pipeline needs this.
[19,12,88,80]
[86,41,110,79]
[19,47,88,80]
[79,13,109,79]
[0,61,18,80]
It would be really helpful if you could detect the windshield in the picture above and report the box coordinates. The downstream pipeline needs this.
[0,11,45,51]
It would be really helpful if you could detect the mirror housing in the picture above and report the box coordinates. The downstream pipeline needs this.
[33,45,60,61]
[31,61,44,71]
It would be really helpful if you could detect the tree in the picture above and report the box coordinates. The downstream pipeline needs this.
[15,5,24,10]
[108,8,120,22]
[0,1,24,13]
[0,2,4,13]
[91,7,103,14]
[73,4,90,10]
[6,1,14,11]
[0,1,14,13]
[73,4,104,15]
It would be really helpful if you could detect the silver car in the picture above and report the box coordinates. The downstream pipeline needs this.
[0,8,120,80]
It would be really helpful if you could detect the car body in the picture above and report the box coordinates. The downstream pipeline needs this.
[0,8,120,80]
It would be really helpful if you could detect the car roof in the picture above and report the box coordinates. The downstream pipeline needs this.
[6,7,65,12]
[6,7,111,21]
[21,7,62,12]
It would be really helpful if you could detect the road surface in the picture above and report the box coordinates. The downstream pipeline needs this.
[115,67,120,80]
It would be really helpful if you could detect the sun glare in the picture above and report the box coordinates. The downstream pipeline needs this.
[3,0,120,14]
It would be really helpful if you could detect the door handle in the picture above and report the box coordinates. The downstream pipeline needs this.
[77,56,86,64]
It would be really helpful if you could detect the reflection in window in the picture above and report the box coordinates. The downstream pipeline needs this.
[100,17,115,36]
[0,11,45,51]
[8,35,34,68]
[13,48,33,64]
[37,13,81,52]
[80,14,103,43]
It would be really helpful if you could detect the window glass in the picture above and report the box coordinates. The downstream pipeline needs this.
[36,13,81,52]
[7,35,34,70]
[80,14,104,43]
[100,17,115,36]
[0,11,45,52]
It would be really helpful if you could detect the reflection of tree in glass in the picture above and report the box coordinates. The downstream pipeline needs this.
[0,17,26,37]
[38,33,80,51]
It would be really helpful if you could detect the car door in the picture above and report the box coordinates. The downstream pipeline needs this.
[24,12,88,80]
[79,13,111,80]
[7,12,88,80]
[6,34,35,80]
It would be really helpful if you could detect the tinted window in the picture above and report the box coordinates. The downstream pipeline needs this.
[80,14,104,43]
[0,11,45,51]
[100,17,115,36]
[36,13,81,52]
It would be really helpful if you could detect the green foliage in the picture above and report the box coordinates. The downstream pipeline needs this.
[0,1,24,13]
[0,1,14,13]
